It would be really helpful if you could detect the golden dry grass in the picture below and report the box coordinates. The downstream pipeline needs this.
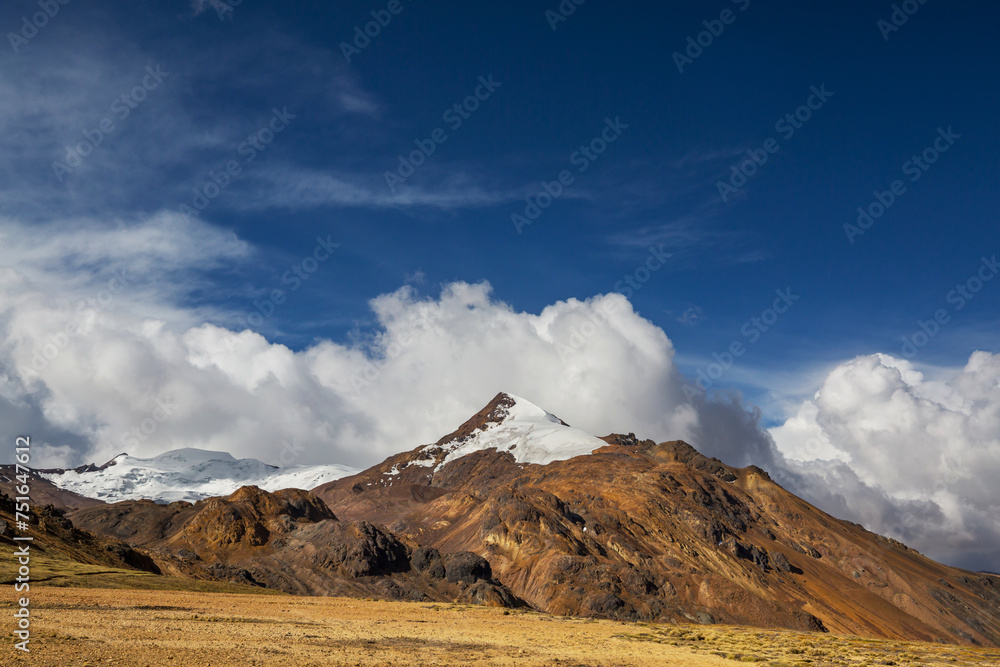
[3,584,1000,667]
[614,623,1000,667]
[1,550,282,595]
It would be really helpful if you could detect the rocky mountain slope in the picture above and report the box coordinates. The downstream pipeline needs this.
[63,392,1000,645]
[312,393,1000,646]
[68,484,523,607]
[0,487,159,578]
[0,465,105,511]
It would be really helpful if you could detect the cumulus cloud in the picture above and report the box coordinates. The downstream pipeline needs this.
[0,215,775,474]
[4,216,998,570]
[771,353,1000,571]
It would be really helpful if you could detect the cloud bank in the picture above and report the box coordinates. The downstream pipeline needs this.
[2,216,997,571]
[0,214,771,473]
[771,353,1000,571]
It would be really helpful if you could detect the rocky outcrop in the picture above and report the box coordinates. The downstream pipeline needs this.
[70,484,524,607]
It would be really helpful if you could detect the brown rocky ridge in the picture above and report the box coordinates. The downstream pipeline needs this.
[68,483,523,608]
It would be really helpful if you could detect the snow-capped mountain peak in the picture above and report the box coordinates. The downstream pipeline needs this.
[427,392,607,467]
[38,447,357,504]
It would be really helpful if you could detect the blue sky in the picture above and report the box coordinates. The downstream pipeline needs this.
[4,0,996,394]
[2,1,999,569]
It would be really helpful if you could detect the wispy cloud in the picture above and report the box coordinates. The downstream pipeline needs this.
[675,305,704,326]
[0,213,252,327]
[605,218,765,267]
[228,167,519,212]
[0,16,382,222]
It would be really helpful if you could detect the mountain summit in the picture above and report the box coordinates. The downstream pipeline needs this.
[428,392,606,466]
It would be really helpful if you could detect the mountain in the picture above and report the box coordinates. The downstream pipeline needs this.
[38,447,357,504]
[66,393,1000,645]
[313,392,1000,646]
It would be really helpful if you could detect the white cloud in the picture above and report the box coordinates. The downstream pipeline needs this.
[0,216,775,476]
[4,216,997,570]
[771,352,1000,570]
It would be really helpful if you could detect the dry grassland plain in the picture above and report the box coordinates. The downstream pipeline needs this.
[3,561,1000,666]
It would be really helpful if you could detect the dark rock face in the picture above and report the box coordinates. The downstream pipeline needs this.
[728,540,771,571]
[445,551,493,584]
[102,542,161,573]
[771,551,802,574]
[276,489,339,523]
[322,521,410,577]
[796,612,828,633]
[205,563,263,587]
[583,593,631,620]
[411,546,446,579]
[459,581,523,607]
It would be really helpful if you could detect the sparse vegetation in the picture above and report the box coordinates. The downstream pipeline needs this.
[5,569,998,665]
[1,550,282,595]
[613,622,998,666]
